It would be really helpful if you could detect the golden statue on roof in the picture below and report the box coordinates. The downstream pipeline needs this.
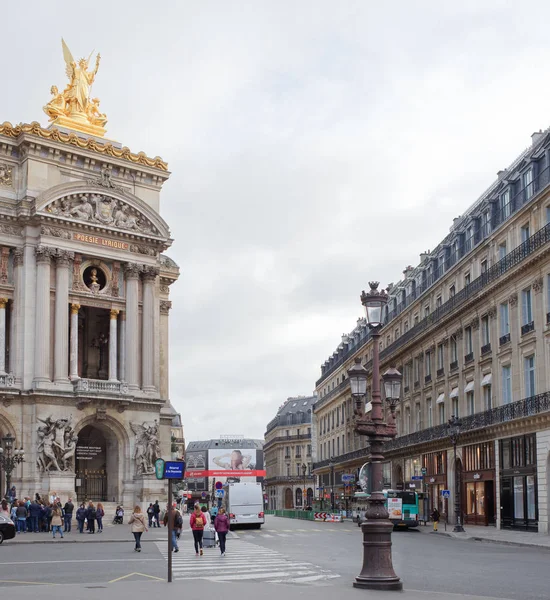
[43,39,107,138]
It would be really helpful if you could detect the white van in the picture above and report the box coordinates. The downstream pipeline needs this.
[225,481,265,529]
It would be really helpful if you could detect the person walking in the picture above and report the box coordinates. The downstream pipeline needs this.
[29,498,42,533]
[190,504,205,556]
[128,505,147,552]
[86,502,97,534]
[147,503,154,528]
[51,503,64,539]
[96,502,105,533]
[214,507,230,557]
[152,500,160,528]
[167,505,182,553]
[63,498,74,533]
[431,507,440,532]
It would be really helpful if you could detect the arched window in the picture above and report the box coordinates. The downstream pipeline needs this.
[295,488,303,507]
[306,488,314,507]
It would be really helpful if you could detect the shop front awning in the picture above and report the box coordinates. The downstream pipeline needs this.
[481,373,492,387]
[464,381,475,393]
[436,393,445,404]
[450,387,459,398]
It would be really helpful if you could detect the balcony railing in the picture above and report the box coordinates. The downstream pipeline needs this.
[499,333,511,346]
[521,321,535,335]
[0,373,15,387]
[464,352,474,364]
[425,374,432,384]
[73,378,129,394]
[313,390,550,470]
[436,368,444,378]
[263,433,312,450]
[481,343,492,355]
[450,360,458,371]
[414,381,420,389]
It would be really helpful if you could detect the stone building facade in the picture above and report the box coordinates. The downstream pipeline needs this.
[313,128,550,533]
[264,396,316,510]
[0,122,179,505]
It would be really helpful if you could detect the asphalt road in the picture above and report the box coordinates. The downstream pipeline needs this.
[0,516,548,600]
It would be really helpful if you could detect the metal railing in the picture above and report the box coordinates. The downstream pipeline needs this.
[263,433,312,450]
[313,378,350,412]
[317,161,550,388]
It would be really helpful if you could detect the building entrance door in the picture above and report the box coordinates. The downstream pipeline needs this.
[284,487,293,509]
[76,425,107,502]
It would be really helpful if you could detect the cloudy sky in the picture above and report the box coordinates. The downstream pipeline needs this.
[4,1,550,442]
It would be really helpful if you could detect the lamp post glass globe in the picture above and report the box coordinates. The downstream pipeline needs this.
[360,281,389,328]
[382,366,402,402]
[348,357,368,397]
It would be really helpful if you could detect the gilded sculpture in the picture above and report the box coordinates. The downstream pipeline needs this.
[43,39,107,137]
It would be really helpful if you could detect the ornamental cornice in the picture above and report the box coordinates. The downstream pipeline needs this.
[0,121,168,171]
[533,276,543,294]
[160,300,172,315]
[123,262,142,279]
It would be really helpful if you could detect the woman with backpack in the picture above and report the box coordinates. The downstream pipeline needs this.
[96,502,105,533]
[190,504,206,556]
[128,505,148,552]
[214,507,230,557]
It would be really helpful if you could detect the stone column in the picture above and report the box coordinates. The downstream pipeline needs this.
[124,263,141,390]
[34,246,54,384]
[12,249,24,383]
[69,303,80,381]
[119,311,126,382]
[159,300,172,399]
[0,298,7,374]
[141,267,158,393]
[109,309,119,381]
[54,250,74,384]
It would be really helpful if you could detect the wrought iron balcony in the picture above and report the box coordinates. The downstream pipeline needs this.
[73,378,129,395]
[404,385,410,393]
[464,352,474,364]
[425,374,432,384]
[521,321,535,335]
[481,343,492,355]
[312,378,350,413]
[263,433,312,450]
[414,381,420,389]
[437,368,444,378]
[499,333,511,346]
[450,360,458,371]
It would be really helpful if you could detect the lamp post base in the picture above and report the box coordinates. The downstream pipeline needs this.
[453,524,465,533]
[353,492,402,592]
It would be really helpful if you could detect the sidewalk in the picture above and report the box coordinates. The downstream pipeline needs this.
[417,522,550,549]
[8,520,170,545]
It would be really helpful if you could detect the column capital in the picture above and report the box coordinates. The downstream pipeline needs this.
[70,303,80,314]
[160,300,172,315]
[55,249,75,268]
[110,309,120,319]
[13,248,24,267]
[0,298,7,309]
[35,245,55,264]
[142,266,160,283]
[124,262,142,280]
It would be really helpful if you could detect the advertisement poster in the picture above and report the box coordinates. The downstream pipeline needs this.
[388,497,403,520]
[185,449,266,481]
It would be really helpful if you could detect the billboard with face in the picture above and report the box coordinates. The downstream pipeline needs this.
[185,448,265,481]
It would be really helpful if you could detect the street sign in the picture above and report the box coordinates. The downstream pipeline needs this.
[441,489,451,498]
[215,489,225,499]
[155,458,165,480]
[215,481,223,490]
[421,467,427,475]
[201,492,206,498]
[342,474,355,483]
[164,461,185,479]
[408,484,416,488]
[411,476,423,481]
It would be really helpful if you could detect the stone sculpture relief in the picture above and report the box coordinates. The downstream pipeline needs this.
[36,416,78,472]
[0,163,13,186]
[45,193,158,235]
[130,420,161,475]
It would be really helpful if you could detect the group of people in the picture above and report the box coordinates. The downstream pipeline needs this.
[0,493,105,538]
[128,502,230,556]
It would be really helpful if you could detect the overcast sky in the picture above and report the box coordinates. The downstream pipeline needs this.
[4,1,550,442]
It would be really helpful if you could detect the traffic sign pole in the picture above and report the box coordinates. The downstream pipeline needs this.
[168,478,173,583]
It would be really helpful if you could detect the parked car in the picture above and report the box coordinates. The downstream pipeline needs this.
[0,514,16,544]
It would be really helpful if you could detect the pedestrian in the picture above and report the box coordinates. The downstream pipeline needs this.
[431,507,440,532]
[152,500,160,528]
[201,505,212,527]
[44,501,53,532]
[63,497,74,532]
[15,500,27,533]
[128,505,148,552]
[96,502,105,532]
[167,505,182,553]
[51,503,64,539]
[29,498,42,533]
[214,507,229,557]
[147,503,154,528]
[76,503,86,533]
[190,503,205,556]
[86,502,97,534]
[0,499,10,518]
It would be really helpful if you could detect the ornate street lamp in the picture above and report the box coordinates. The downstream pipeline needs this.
[347,281,403,591]
[0,435,25,496]
[447,415,464,532]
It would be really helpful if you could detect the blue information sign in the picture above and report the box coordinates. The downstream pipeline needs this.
[411,476,423,481]
[164,460,185,479]
[441,489,451,498]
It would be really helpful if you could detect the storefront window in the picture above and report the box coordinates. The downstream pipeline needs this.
[527,476,536,520]
[466,482,476,515]
[513,478,524,520]
[476,484,485,516]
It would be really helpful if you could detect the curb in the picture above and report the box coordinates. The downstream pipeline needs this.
[8,537,168,545]
[429,530,550,550]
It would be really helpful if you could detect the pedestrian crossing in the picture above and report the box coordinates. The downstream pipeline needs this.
[155,539,340,585]
[231,528,337,539]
